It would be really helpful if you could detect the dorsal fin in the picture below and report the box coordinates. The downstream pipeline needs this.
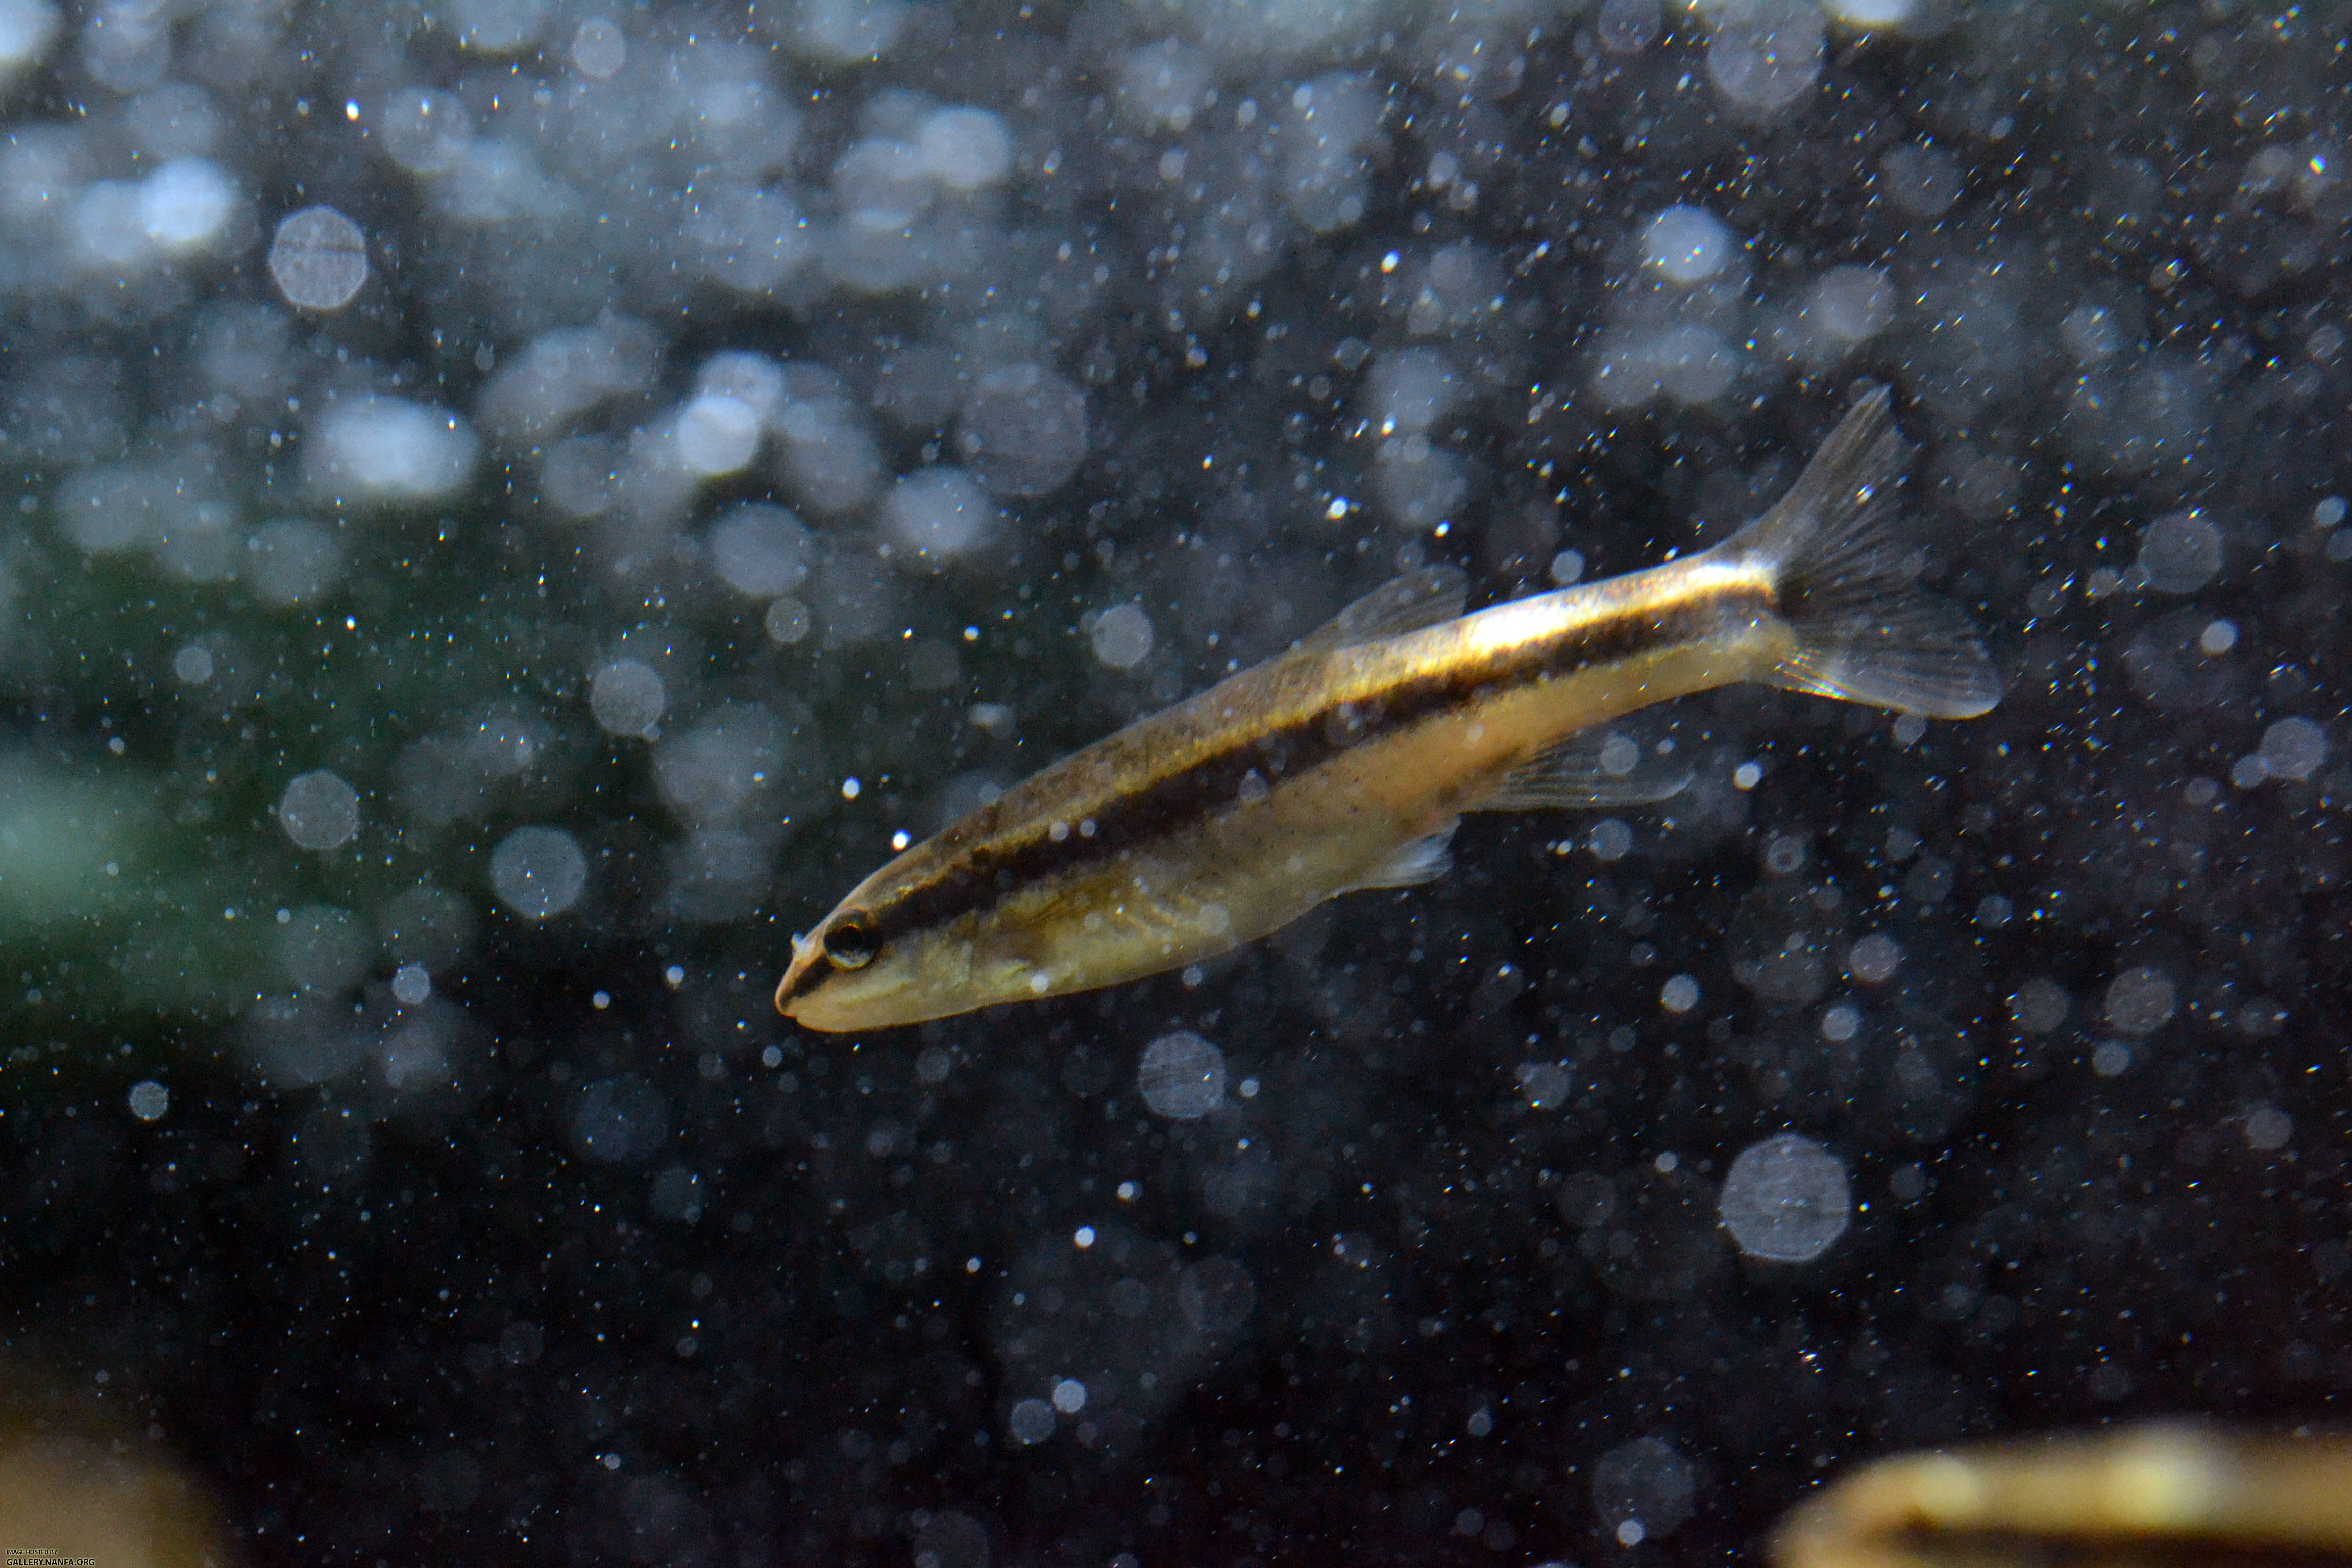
[1473,729,1692,812]
[1292,565,1469,655]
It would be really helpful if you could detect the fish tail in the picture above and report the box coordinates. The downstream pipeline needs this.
[1724,384,2001,719]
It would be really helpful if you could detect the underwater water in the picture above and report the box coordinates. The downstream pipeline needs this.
[0,0,2346,1560]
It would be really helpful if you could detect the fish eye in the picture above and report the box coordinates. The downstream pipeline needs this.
[823,918,877,970]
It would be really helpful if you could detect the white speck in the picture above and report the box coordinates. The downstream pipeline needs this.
[707,503,809,598]
[956,362,1088,498]
[1277,72,1385,233]
[1116,1180,1138,1200]
[2259,717,2328,781]
[1589,819,1633,861]
[1705,0,1825,118]
[1050,1377,1088,1414]
[1820,1003,1861,1042]
[307,396,478,507]
[1847,934,1903,984]
[685,184,811,295]
[652,703,789,825]
[1515,1061,1572,1110]
[1237,1076,1259,1099]
[2136,509,2223,594]
[1007,1397,1056,1446]
[1641,205,1734,284]
[665,965,685,987]
[2104,966,2176,1035]
[271,904,366,993]
[375,86,473,176]
[268,206,368,310]
[1800,265,1895,350]
[2062,304,2125,364]
[841,776,862,800]
[1090,603,1155,670]
[569,15,626,78]
[1880,142,1959,218]
[2092,1040,2134,1077]
[1732,761,1763,790]
[2010,977,2070,1034]
[675,393,764,477]
[489,826,588,920]
[452,0,547,52]
[172,645,215,684]
[914,105,1013,191]
[1594,1437,1695,1544]
[1325,497,1351,521]
[127,1079,169,1121]
[571,1073,669,1164]
[391,963,433,1006]
[2199,619,2238,655]
[1466,1406,1493,1437]
[891,830,912,852]
[138,159,236,253]
[1073,1226,1095,1249]
[1549,548,1585,585]
[764,597,812,646]
[1719,1132,1851,1262]
[878,468,994,572]
[2314,496,2348,528]
[1654,1151,1679,1173]
[1367,347,1464,437]
[1659,974,1700,1013]
[1116,40,1212,132]
[246,520,347,606]
[1822,0,1915,26]
[278,770,359,850]
[0,0,61,80]
[1138,1031,1226,1119]
[1598,0,1662,55]
[588,659,666,738]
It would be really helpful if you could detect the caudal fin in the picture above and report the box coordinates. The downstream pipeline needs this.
[1724,385,2001,720]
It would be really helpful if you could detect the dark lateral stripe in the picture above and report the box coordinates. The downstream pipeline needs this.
[866,582,1771,945]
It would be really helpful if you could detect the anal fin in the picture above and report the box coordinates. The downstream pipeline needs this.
[1339,819,1459,892]
[1475,730,1692,812]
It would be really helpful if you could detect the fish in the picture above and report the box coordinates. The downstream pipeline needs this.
[1773,1424,2352,1568]
[776,386,1999,1032]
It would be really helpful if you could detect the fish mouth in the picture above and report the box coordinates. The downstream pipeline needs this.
[781,973,912,1033]
[772,933,824,1018]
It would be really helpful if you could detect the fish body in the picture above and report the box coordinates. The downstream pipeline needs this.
[778,389,1998,1032]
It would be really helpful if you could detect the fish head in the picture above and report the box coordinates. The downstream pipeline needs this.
[772,902,918,1031]
[774,878,1041,1032]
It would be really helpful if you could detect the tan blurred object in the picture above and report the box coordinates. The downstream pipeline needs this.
[0,1434,228,1567]
[1776,1424,2352,1568]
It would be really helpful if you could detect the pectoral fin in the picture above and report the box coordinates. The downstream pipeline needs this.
[1339,819,1459,892]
